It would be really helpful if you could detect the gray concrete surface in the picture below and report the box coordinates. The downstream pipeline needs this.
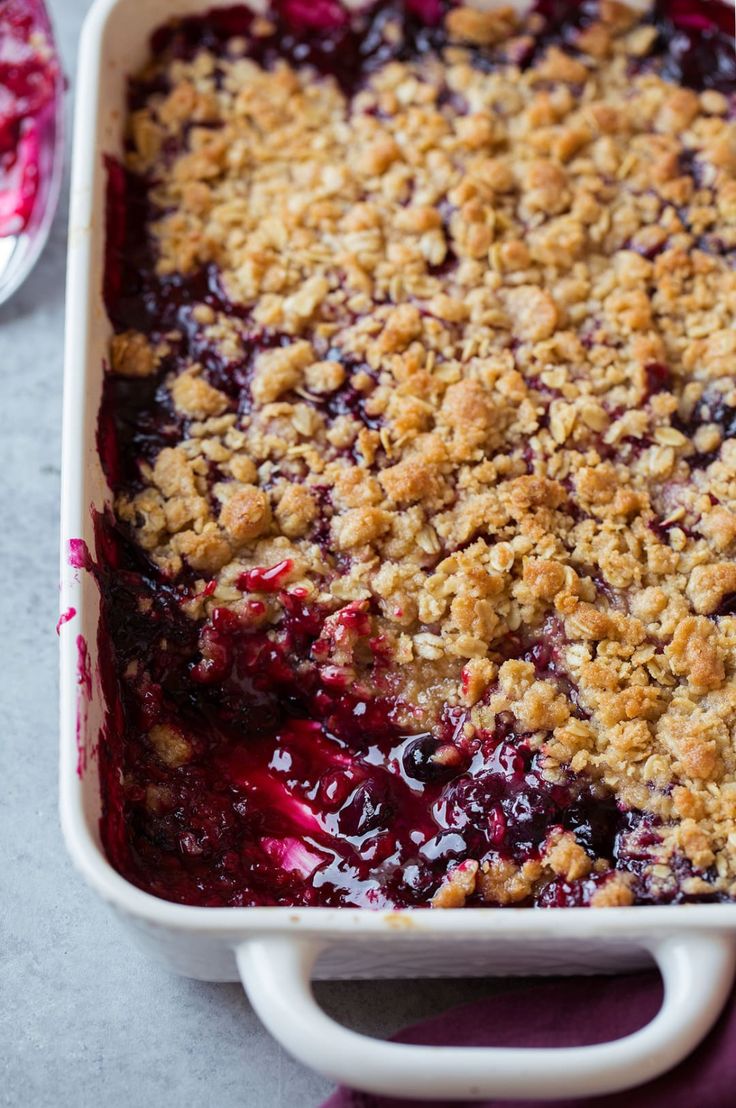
[0,4,498,1105]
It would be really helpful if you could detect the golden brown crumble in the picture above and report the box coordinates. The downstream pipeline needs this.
[114,2,736,902]
[147,723,193,768]
[110,330,161,377]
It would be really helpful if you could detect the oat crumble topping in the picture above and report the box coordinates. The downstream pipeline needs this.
[99,0,736,908]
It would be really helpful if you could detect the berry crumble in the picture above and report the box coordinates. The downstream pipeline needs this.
[97,0,736,908]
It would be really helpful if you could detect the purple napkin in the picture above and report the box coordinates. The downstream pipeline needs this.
[322,972,736,1108]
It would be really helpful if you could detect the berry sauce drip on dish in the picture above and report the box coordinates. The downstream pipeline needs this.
[97,0,736,908]
[0,0,60,236]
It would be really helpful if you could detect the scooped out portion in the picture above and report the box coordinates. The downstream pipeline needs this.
[0,0,61,236]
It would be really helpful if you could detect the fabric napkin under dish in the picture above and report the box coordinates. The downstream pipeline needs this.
[321,970,736,1107]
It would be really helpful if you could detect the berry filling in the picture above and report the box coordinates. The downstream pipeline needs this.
[0,0,60,236]
[648,0,736,93]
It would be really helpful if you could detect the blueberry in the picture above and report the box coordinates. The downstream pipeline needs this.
[402,734,463,785]
[337,779,395,838]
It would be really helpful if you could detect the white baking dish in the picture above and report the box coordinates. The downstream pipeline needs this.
[60,0,736,1099]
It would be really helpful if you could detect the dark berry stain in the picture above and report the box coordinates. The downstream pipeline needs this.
[644,362,672,399]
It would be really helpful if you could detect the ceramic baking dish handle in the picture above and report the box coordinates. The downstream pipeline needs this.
[237,931,735,1101]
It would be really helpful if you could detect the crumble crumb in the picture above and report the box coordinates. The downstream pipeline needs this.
[148,723,193,768]
[431,859,479,907]
[219,485,272,545]
[171,367,229,419]
[110,330,159,377]
[590,874,635,908]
